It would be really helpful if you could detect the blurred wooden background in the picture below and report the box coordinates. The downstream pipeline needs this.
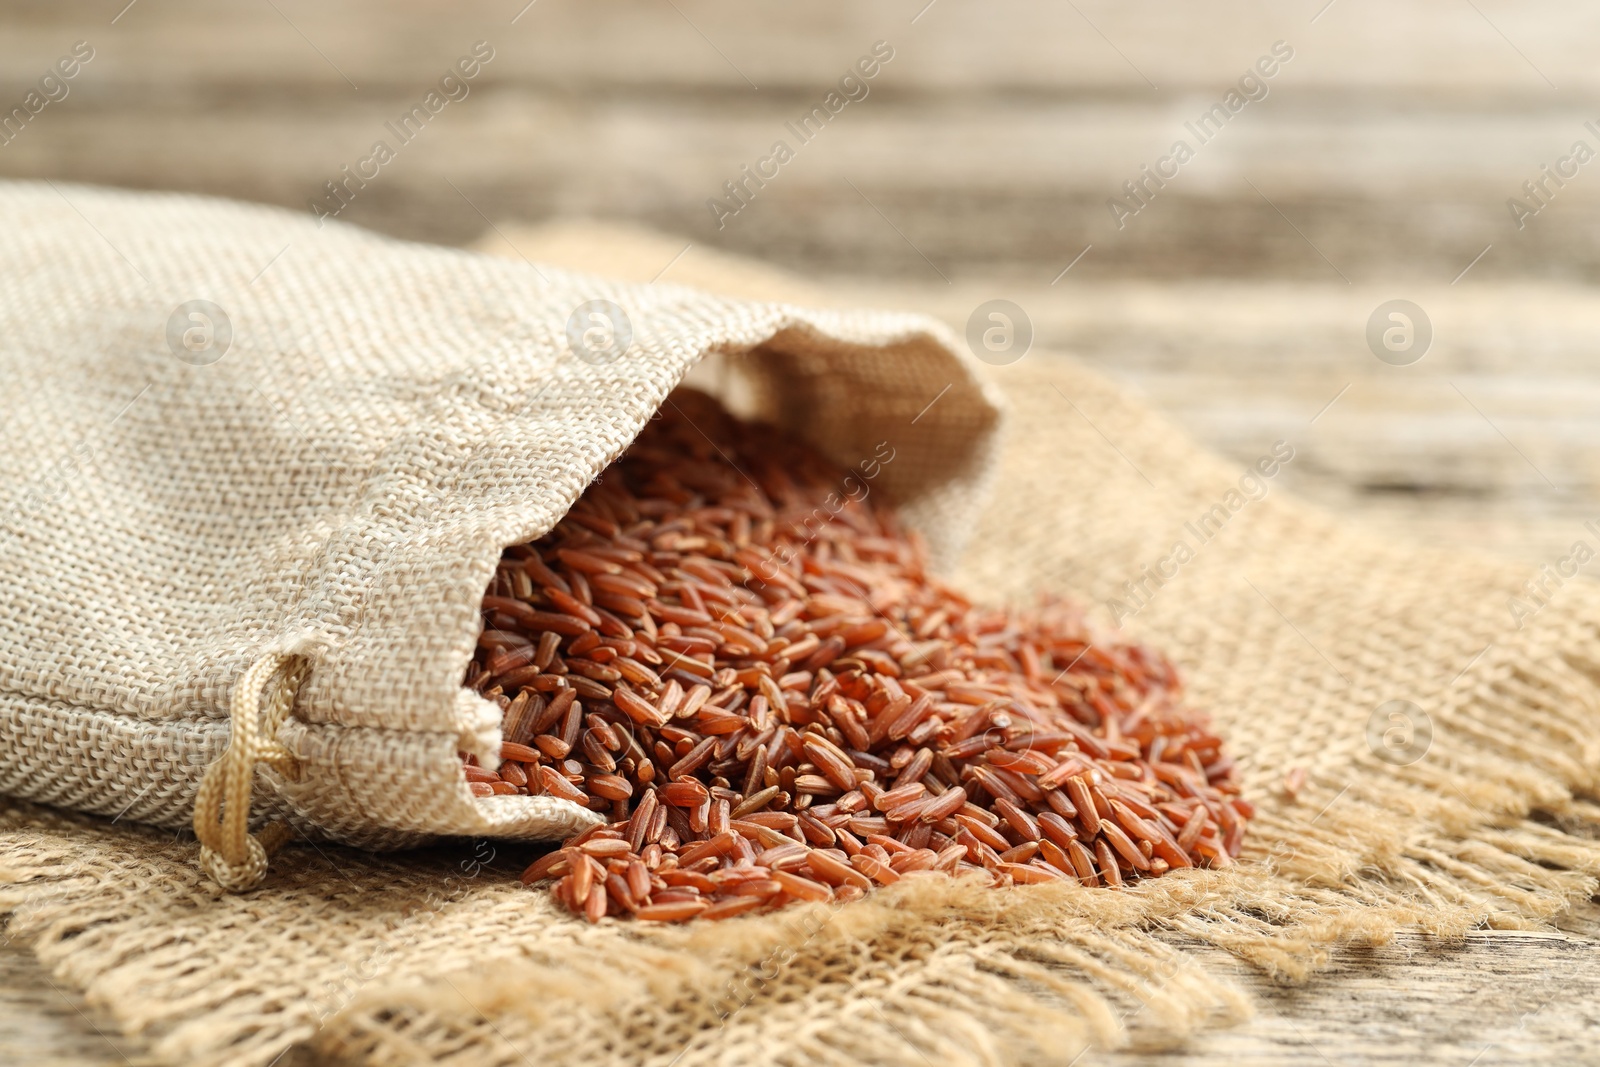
[3,1,1599,1063]
[5,0,1598,563]
[8,0,1600,280]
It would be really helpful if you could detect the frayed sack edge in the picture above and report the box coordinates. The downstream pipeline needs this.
[319,605,1600,1065]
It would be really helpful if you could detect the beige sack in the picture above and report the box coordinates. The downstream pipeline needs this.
[0,181,1002,888]
[4,200,1600,1067]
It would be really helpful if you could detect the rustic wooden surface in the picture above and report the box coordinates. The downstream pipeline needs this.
[3,2,1598,1063]
[1116,930,1600,1065]
[5,0,1600,284]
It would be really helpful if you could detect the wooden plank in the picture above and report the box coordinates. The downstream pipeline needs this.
[3,1,1600,276]
[10,99,1597,278]
[0,945,145,1066]
[1099,931,1600,1066]
[832,278,1600,563]
[2,0,1592,94]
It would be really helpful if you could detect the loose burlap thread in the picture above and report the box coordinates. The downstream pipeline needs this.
[3,199,1600,1067]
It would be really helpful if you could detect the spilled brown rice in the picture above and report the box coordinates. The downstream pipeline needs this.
[463,389,1249,922]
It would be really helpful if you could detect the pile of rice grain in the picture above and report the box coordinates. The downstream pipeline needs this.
[464,390,1249,922]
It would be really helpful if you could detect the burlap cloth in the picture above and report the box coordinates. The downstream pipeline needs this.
[4,199,1600,1066]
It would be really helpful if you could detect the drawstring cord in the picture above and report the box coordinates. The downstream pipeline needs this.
[193,652,310,891]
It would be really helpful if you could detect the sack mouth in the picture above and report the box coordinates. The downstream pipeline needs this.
[435,318,1007,846]
[278,295,1005,848]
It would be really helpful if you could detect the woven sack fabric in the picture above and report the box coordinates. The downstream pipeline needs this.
[0,181,1003,871]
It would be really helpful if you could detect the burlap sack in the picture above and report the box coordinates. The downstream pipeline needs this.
[4,197,1600,1067]
[0,181,1001,890]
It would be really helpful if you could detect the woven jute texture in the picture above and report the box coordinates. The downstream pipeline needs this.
[4,204,1600,1067]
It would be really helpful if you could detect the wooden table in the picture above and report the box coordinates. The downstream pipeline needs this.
[3,2,1597,1062]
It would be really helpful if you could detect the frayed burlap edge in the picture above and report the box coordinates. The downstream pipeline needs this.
[306,602,1600,1067]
